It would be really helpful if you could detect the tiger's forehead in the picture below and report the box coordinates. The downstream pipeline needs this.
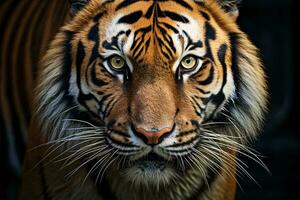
[96,0,213,64]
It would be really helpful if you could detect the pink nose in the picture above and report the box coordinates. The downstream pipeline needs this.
[134,127,172,145]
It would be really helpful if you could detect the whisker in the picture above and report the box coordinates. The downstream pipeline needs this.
[67,148,112,180]
[62,119,98,128]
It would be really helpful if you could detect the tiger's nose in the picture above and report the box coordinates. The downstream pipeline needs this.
[133,126,173,145]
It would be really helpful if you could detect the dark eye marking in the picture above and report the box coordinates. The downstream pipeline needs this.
[118,11,143,24]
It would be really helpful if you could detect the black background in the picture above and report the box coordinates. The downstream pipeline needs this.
[236,0,299,199]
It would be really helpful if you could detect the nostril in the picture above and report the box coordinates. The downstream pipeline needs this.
[150,127,159,132]
[132,125,174,145]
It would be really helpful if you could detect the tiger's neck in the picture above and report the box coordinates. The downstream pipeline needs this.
[105,159,237,200]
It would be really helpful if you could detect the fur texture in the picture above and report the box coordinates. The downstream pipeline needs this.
[21,0,268,200]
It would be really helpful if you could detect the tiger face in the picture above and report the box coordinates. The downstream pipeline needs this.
[37,0,267,189]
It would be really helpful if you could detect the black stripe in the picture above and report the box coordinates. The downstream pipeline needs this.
[200,96,210,105]
[104,97,119,118]
[98,94,111,107]
[230,32,241,98]
[88,23,99,41]
[91,62,108,87]
[222,33,251,114]
[93,11,106,22]
[183,30,203,51]
[133,43,145,59]
[145,3,155,19]
[157,24,177,53]
[174,0,193,10]
[88,23,101,64]
[206,44,228,120]
[144,38,151,53]
[176,129,197,138]
[196,63,214,85]
[61,31,74,93]
[205,22,216,40]
[72,34,100,116]
[115,0,139,11]
[102,31,126,51]
[200,11,210,21]
[118,11,143,24]
[204,22,216,61]
[189,40,203,51]
[218,44,228,89]
[195,87,210,94]
[191,96,205,114]
[156,36,173,59]
[194,0,204,7]
[76,41,85,70]
[191,102,202,117]
[61,31,76,107]
[109,129,131,140]
[76,39,87,105]
[159,11,189,23]
[163,11,189,23]
[102,98,114,116]
[130,26,152,52]
[161,22,179,34]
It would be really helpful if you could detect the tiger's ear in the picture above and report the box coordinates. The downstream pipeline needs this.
[216,0,242,20]
[69,0,90,15]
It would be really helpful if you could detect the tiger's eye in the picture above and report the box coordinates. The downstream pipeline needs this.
[181,56,197,70]
[109,55,125,70]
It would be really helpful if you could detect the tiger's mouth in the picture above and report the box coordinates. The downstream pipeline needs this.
[121,151,178,185]
[135,152,167,171]
[129,151,180,173]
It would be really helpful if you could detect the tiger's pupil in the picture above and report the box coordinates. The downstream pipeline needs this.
[181,56,196,70]
[110,56,125,70]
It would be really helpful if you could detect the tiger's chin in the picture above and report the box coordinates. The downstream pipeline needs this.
[121,153,178,187]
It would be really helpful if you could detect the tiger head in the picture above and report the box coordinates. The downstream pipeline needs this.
[36,0,267,190]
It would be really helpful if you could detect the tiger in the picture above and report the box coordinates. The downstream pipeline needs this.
[17,0,267,199]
